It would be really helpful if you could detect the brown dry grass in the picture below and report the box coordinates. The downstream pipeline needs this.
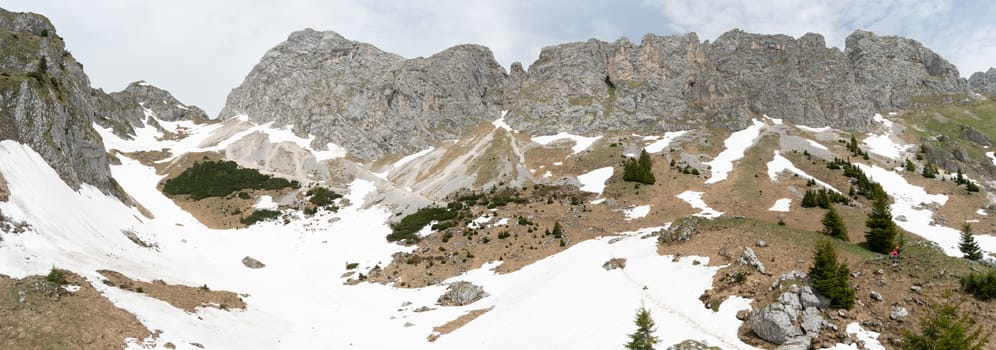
[0,272,151,350]
[426,306,494,342]
[98,270,245,313]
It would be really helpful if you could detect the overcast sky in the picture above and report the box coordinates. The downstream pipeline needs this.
[6,0,996,116]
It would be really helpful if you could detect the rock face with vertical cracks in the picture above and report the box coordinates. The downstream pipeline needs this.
[0,8,205,197]
[223,28,969,160]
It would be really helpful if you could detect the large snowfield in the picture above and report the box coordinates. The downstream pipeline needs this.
[0,118,757,349]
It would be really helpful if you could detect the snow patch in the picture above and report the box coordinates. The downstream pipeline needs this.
[978,209,988,216]
[676,191,724,218]
[987,151,996,166]
[492,110,517,133]
[253,195,278,210]
[796,124,831,133]
[853,163,996,257]
[862,113,911,159]
[766,151,840,193]
[643,131,688,153]
[577,167,614,194]
[768,198,791,212]
[806,139,828,151]
[532,132,602,154]
[624,205,651,220]
[704,119,765,185]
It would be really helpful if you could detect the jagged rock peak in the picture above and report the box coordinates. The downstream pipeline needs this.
[220,29,507,160]
[970,68,996,95]
[0,8,118,195]
[0,7,205,197]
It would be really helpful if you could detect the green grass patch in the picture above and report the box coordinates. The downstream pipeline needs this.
[163,160,299,200]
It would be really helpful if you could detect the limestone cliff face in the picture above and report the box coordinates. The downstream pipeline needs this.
[970,68,996,95]
[0,8,205,196]
[220,29,507,160]
[505,29,969,134]
[224,28,969,160]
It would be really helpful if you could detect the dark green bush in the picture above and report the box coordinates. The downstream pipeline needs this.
[45,267,67,285]
[240,209,280,225]
[961,270,996,301]
[387,207,457,243]
[307,187,342,207]
[623,149,655,184]
[163,160,298,200]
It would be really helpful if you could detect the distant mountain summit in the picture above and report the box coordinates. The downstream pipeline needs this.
[222,27,970,160]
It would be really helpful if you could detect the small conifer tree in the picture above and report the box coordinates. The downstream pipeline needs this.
[809,240,855,309]
[902,293,990,350]
[959,224,983,261]
[821,205,848,241]
[865,195,898,254]
[625,307,659,350]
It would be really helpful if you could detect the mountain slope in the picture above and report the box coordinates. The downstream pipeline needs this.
[0,9,207,197]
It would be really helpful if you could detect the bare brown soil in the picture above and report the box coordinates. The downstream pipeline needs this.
[426,306,494,342]
[0,272,152,350]
[98,270,245,313]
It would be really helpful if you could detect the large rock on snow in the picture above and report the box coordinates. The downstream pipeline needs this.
[437,281,489,306]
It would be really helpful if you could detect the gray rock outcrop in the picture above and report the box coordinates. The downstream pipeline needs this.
[602,258,627,270]
[970,68,996,95]
[96,81,209,138]
[658,216,702,244]
[437,281,488,306]
[223,28,970,161]
[750,284,832,348]
[0,8,206,197]
[220,29,507,160]
[737,247,767,274]
[749,302,802,345]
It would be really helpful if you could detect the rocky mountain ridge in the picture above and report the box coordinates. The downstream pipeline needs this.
[223,28,972,161]
[0,8,206,195]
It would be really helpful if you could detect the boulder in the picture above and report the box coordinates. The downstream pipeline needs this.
[437,281,489,306]
[749,303,802,345]
[890,306,909,320]
[799,286,830,309]
[659,216,702,244]
[737,247,767,274]
[870,291,884,301]
[602,258,627,270]
[241,256,266,269]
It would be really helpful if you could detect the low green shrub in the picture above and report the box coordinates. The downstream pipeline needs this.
[240,209,280,225]
[163,160,298,200]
